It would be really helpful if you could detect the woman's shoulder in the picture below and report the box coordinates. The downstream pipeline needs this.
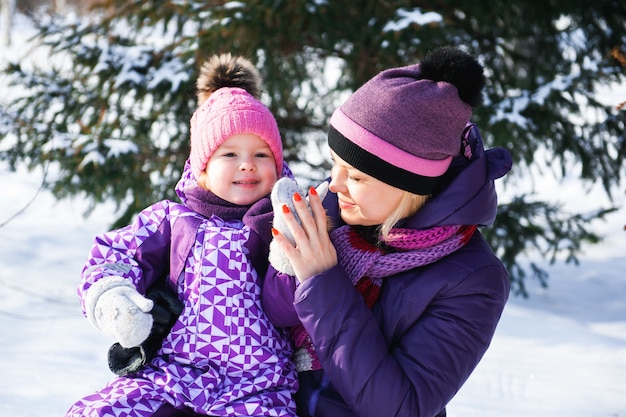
[385,231,509,299]
[377,232,509,346]
[440,231,507,276]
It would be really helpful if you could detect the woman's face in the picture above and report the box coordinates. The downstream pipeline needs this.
[328,150,404,226]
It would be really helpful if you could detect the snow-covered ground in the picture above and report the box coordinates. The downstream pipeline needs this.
[1,12,625,417]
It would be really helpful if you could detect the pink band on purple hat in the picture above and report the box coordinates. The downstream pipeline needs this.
[330,109,451,178]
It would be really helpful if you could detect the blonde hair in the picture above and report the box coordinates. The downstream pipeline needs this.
[379,192,430,241]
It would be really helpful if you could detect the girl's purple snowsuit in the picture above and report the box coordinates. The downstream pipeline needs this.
[66,161,298,417]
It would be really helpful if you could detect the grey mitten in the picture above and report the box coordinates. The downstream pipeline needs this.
[107,283,184,376]
[269,177,328,275]
[85,276,154,348]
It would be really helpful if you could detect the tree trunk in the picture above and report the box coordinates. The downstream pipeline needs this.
[1,0,13,46]
[54,0,66,13]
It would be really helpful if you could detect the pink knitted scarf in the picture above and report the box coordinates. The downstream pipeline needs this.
[332,224,477,285]
[291,223,477,372]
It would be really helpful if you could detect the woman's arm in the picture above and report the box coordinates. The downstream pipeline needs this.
[295,262,508,417]
[264,183,338,326]
[261,265,301,327]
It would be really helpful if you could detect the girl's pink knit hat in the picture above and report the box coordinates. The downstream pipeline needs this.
[189,87,283,180]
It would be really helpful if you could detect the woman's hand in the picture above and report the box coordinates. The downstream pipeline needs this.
[271,187,338,282]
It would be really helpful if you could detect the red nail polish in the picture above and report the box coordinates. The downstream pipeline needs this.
[309,186,317,196]
[293,193,302,202]
[271,227,279,236]
[282,205,290,213]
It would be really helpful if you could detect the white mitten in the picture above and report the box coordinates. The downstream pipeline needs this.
[85,276,154,348]
[269,177,328,275]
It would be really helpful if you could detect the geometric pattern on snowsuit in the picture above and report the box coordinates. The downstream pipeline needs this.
[65,202,298,417]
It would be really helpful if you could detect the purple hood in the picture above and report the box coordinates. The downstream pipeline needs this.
[324,123,512,229]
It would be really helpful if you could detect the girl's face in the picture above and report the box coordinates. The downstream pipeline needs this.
[199,133,278,206]
[328,150,404,226]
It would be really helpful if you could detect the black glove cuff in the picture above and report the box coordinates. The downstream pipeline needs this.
[108,343,147,376]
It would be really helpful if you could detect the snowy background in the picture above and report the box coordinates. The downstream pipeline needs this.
[1,12,625,417]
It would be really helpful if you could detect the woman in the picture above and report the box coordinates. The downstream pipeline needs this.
[264,46,513,417]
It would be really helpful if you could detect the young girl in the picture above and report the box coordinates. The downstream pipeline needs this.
[65,54,298,417]
[265,46,513,417]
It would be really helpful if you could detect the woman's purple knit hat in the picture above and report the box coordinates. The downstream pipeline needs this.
[329,46,485,195]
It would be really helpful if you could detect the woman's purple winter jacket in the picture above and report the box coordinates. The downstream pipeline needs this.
[262,124,513,417]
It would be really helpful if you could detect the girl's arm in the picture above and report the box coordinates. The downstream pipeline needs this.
[269,186,338,283]
[78,200,173,315]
